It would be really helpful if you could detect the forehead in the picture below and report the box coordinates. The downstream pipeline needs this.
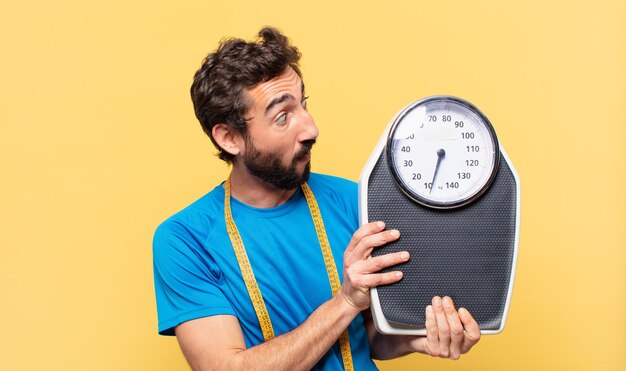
[245,67,302,109]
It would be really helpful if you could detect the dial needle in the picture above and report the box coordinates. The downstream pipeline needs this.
[429,148,446,194]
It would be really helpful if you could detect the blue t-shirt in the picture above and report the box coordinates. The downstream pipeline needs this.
[153,173,377,370]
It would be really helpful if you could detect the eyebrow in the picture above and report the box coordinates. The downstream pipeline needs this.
[264,82,306,114]
[265,93,293,114]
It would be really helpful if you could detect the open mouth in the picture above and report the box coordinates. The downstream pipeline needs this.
[295,151,310,162]
[296,141,315,162]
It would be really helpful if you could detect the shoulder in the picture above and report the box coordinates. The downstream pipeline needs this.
[153,184,225,258]
[306,173,358,214]
[307,173,357,195]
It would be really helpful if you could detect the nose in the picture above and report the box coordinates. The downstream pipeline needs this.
[297,108,319,143]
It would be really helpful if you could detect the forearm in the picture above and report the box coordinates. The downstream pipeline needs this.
[368,332,418,360]
[224,294,360,371]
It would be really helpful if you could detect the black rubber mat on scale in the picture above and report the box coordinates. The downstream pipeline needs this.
[367,153,517,330]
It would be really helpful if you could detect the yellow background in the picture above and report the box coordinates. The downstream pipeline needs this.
[1,0,624,370]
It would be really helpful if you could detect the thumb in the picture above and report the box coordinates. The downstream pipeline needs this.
[408,336,429,355]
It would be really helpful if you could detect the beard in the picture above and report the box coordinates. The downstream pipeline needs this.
[242,137,315,190]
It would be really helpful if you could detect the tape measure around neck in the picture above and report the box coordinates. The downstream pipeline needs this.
[224,178,354,371]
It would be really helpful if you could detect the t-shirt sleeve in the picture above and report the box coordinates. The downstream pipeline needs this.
[152,220,235,336]
[320,175,359,226]
[345,180,359,226]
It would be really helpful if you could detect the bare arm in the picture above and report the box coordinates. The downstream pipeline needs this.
[176,293,358,371]
[175,221,406,371]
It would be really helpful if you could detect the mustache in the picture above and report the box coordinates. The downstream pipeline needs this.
[295,139,316,160]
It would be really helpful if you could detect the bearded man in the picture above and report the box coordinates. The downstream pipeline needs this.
[153,27,481,370]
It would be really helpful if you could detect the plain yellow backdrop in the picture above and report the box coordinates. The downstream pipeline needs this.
[1,0,624,370]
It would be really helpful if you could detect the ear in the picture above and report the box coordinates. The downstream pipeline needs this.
[212,123,243,156]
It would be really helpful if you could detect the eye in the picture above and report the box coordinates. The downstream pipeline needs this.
[275,112,288,125]
[301,96,309,110]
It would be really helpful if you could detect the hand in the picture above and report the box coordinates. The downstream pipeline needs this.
[338,221,408,311]
[411,296,481,360]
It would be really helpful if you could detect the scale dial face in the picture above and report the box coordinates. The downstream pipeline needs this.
[387,96,500,209]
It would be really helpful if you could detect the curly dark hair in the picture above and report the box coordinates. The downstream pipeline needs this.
[190,27,302,163]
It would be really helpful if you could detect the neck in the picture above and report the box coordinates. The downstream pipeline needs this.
[226,164,298,208]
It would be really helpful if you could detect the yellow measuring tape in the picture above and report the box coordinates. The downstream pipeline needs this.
[224,178,354,370]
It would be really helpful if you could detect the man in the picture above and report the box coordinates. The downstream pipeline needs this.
[153,27,481,370]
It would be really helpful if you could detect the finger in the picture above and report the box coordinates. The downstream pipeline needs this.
[458,308,481,354]
[432,296,450,358]
[355,270,403,288]
[358,251,410,273]
[425,305,440,357]
[442,297,463,360]
[345,221,386,255]
[350,229,400,261]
